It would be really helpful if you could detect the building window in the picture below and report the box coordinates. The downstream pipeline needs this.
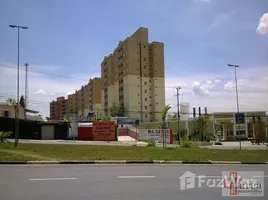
[145,98,147,101]
[144,57,146,61]
[144,65,146,69]
[144,82,147,85]
[156,94,158,96]
[145,114,148,118]
[3,111,9,117]
[144,45,146,48]
[150,96,151,98]
[145,106,147,110]
[145,89,147,93]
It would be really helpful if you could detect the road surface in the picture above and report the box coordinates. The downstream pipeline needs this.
[0,164,267,200]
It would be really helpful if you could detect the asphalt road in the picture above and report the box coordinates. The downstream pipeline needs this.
[0,164,267,200]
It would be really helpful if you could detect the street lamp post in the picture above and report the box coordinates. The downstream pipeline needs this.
[228,64,241,150]
[9,25,28,147]
[176,86,182,145]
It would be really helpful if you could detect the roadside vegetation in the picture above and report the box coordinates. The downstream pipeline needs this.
[0,143,267,162]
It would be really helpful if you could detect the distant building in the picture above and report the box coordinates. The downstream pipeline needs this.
[101,27,165,122]
[50,77,102,120]
[50,97,67,120]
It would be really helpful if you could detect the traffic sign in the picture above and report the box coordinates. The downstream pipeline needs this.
[235,113,245,124]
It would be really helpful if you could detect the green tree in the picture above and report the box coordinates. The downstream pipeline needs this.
[109,102,125,117]
[194,116,208,141]
[167,113,177,120]
[161,104,171,148]
[102,115,111,121]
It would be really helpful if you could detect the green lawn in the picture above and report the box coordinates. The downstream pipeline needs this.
[0,143,267,162]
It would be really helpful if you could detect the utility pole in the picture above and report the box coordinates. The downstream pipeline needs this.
[25,62,29,109]
[228,64,241,150]
[9,24,28,147]
[176,86,182,145]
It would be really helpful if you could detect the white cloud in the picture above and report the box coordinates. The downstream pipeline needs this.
[36,89,47,95]
[67,92,72,96]
[257,13,268,35]
[0,63,100,116]
[192,81,210,97]
[165,66,268,113]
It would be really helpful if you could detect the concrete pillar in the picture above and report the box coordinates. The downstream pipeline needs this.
[265,127,268,140]
[212,114,215,135]
[186,121,189,139]
[245,113,248,137]
[232,113,236,136]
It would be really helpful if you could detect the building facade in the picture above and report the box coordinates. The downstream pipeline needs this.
[101,27,165,122]
[139,111,268,140]
[50,77,102,120]
[50,97,67,120]
[0,103,25,119]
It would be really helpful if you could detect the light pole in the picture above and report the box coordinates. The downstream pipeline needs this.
[176,86,182,145]
[9,24,28,147]
[228,64,241,150]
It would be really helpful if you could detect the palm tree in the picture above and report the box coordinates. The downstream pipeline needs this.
[161,104,171,148]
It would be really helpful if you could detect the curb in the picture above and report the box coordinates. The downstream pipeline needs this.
[209,161,241,164]
[94,160,126,164]
[0,160,267,165]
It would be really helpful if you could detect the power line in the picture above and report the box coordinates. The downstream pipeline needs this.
[0,63,182,89]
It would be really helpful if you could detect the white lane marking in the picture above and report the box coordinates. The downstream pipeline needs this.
[118,176,155,179]
[29,178,77,181]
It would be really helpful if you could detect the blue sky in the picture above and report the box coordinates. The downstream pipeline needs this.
[0,0,268,116]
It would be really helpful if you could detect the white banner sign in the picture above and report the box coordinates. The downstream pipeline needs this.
[138,129,173,144]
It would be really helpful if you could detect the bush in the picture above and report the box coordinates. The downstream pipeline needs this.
[181,140,192,148]
[205,133,215,142]
[147,139,156,147]
[0,131,12,143]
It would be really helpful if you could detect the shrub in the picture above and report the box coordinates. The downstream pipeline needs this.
[205,133,215,142]
[147,139,156,147]
[0,131,12,143]
[181,140,192,148]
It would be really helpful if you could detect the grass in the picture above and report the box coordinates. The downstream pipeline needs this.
[0,143,267,162]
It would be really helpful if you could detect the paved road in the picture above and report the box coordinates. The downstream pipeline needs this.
[0,164,267,200]
[202,141,268,150]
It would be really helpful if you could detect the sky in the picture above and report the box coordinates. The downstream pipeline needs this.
[0,0,268,117]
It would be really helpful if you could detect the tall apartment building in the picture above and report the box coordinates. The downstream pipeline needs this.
[101,27,165,122]
[50,97,67,120]
[50,77,102,120]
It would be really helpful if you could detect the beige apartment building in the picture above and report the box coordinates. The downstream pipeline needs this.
[50,77,102,120]
[101,27,165,122]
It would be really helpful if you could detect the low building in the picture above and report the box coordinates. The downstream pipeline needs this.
[139,111,268,140]
[0,102,25,119]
